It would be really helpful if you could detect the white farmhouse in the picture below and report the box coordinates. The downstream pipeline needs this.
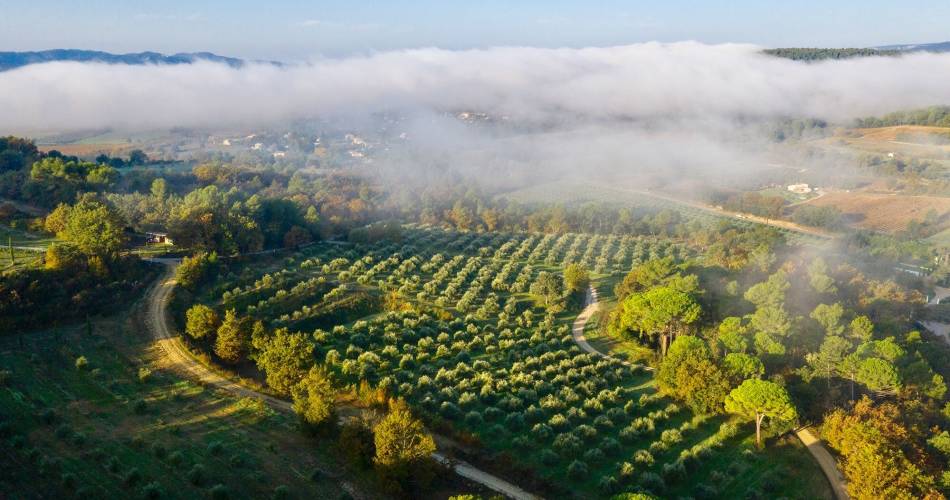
[787,183,812,195]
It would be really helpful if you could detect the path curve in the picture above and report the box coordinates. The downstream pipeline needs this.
[142,258,540,500]
[571,285,849,500]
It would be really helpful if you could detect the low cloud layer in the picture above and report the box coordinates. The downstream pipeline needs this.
[3,42,950,132]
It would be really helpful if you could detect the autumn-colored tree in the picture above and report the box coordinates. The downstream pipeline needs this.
[374,399,437,496]
[48,197,126,258]
[214,310,251,364]
[255,328,315,396]
[725,379,797,448]
[822,397,940,500]
[176,252,217,291]
[185,304,218,341]
[657,336,729,414]
[282,225,312,249]
[291,366,335,427]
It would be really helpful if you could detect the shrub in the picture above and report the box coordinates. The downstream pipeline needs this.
[339,419,375,468]
[187,464,205,485]
[553,433,582,455]
[75,356,89,370]
[39,455,61,476]
[532,423,553,441]
[168,451,185,467]
[540,449,559,465]
[601,437,621,456]
[54,424,73,440]
[151,443,167,459]
[272,485,290,500]
[39,408,57,425]
[207,441,224,456]
[662,460,686,480]
[548,413,569,430]
[634,450,654,465]
[483,407,504,421]
[142,482,163,499]
[464,411,483,426]
[574,424,598,442]
[123,468,142,487]
[597,475,618,494]
[619,461,636,482]
[61,472,77,489]
[138,367,153,383]
[504,412,525,429]
[566,460,588,480]
[0,369,11,386]
[210,484,230,500]
[649,441,668,453]
[72,432,87,447]
[694,483,719,500]
[10,435,25,449]
[132,399,148,414]
[660,429,683,445]
[639,472,666,494]
[583,448,605,463]
[106,456,121,473]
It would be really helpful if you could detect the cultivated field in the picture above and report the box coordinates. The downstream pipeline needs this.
[191,226,833,499]
[799,190,950,233]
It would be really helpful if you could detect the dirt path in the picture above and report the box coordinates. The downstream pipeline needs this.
[142,259,540,500]
[571,285,849,500]
[795,427,850,500]
[596,185,836,240]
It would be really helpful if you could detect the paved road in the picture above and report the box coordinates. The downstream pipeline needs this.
[142,259,540,500]
[571,285,849,500]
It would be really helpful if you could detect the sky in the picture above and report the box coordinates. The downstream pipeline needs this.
[2,0,950,60]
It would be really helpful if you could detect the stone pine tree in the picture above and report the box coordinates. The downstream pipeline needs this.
[725,379,797,448]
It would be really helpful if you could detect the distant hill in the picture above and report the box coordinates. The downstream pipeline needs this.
[0,49,272,72]
[762,48,899,61]
[876,41,950,53]
[765,42,950,61]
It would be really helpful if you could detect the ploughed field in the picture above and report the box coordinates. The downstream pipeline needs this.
[194,226,833,499]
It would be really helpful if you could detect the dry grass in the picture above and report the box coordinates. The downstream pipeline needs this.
[824,126,950,160]
[38,143,135,157]
[802,190,950,232]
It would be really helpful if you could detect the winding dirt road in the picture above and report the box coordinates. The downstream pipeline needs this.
[571,286,849,500]
[142,259,540,500]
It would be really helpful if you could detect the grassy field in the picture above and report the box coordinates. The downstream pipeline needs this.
[0,304,374,499]
[0,225,55,272]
